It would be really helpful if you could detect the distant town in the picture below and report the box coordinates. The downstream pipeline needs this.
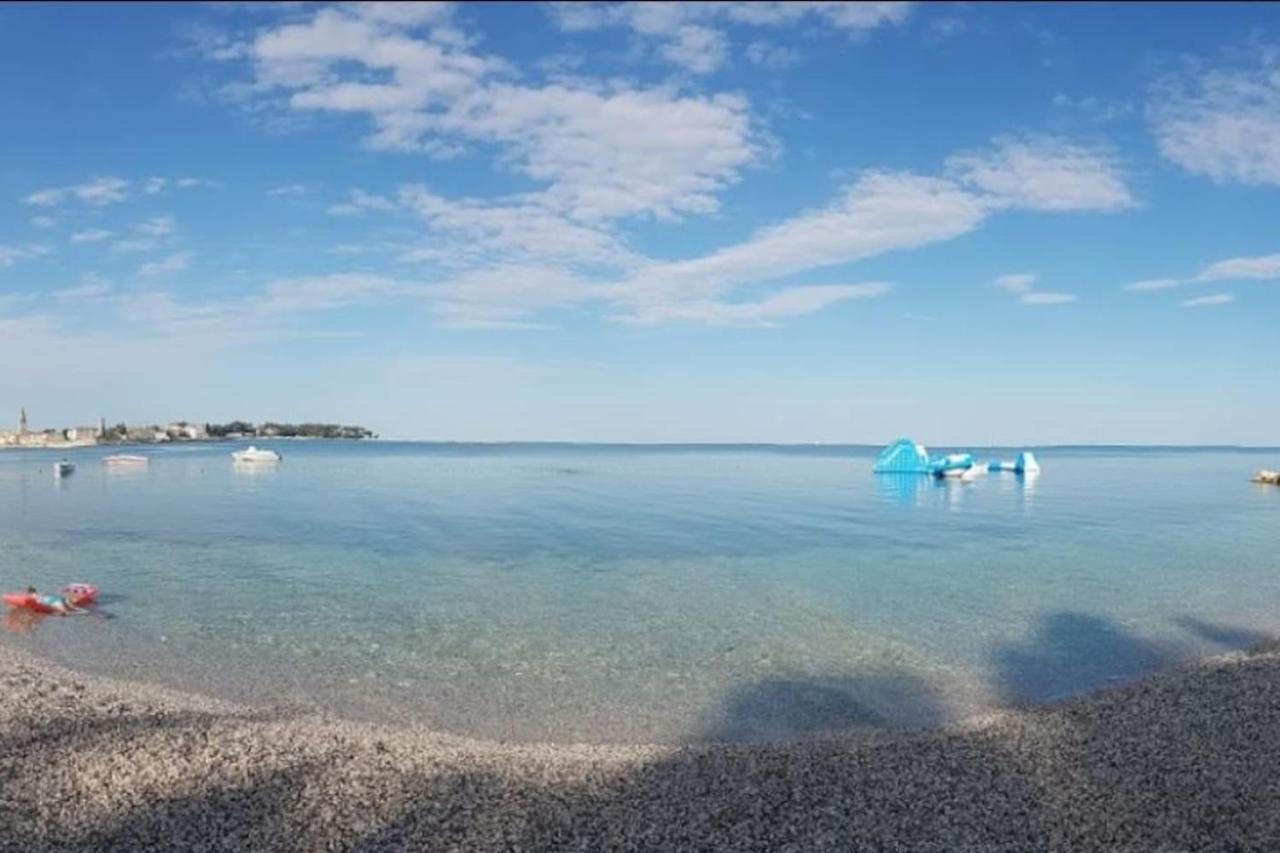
[0,407,375,448]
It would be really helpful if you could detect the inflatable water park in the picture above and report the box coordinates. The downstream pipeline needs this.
[873,438,1040,479]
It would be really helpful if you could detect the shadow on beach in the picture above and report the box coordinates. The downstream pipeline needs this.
[6,611,1280,852]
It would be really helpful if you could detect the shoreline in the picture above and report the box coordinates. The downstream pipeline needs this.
[5,642,1280,851]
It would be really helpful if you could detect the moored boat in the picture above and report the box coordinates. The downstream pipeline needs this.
[103,454,149,466]
[53,460,75,477]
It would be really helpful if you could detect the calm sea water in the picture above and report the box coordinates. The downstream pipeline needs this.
[1,441,1277,743]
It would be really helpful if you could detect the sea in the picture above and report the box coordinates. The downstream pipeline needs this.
[1,441,1277,744]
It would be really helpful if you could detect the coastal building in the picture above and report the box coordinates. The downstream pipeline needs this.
[166,422,207,440]
[125,425,170,443]
[65,426,100,443]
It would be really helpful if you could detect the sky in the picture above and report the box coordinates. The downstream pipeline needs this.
[1,1,1278,444]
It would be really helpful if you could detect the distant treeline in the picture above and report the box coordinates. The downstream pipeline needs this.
[206,421,375,439]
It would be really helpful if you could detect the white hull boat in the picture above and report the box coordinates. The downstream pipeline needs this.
[53,461,75,477]
[232,445,281,463]
[103,454,148,466]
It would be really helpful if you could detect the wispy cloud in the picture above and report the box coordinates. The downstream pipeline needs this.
[992,272,1077,305]
[1019,292,1077,305]
[947,135,1133,212]
[214,4,761,223]
[112,238,160,254]
[1125,251,1280,293]
[138,216,176,237]
[70,228,113,244]
[267,184,307,196]
[53,273,113,304]
[188,8,1129,330]
[0,244,51,267]
[1149,46,1280,186]
[1124,277,1181,292]
[993,273,1036,294]
[24,176,130,206]
[1181,293,1234,308]
[31,216,56,229]
[745,40,802,69]
[618,283,890,327]
[137,251,192,277]
[327,189,397,216]
[1195,252,1280,281]
[548,1,910,74]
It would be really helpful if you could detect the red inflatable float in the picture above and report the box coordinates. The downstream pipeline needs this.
[2,583,99,614]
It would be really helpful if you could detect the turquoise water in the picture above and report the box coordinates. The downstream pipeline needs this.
[1,442,1278,743]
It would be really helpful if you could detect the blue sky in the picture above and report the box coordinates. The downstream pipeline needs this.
[1,2,1277,444]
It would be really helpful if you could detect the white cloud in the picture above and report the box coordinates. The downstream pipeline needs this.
[1124,277,1181,292]
[138,216,176,237]
[616,171,986,313]
[745,40,802,69]
[1019,292,1077,305]
[448,84,758,221]
[145,176,214,194]
[0,244,51,267]
[53,274,113,304]
[659,25,728,75]
[422,264,599,328]
[259,272,412,313]
[1149,48,1280,185]
[548,2,910,73]
[947,136,1132,211]
[1195,252,1280,281]
[618,283,890,326]
[137,251,192,277]
[31,216,56,228]
[223,5,761,222]
[267,183,308,196]
[1181,293,1234,308]
[327,189,398,216]
[23,176,130,207]
[70,228,113,244]
[397,185,641,270]
[993,273,1036,294]
[992,272,1076,305]
[1125,251,1280,294]
[112,238,160,254]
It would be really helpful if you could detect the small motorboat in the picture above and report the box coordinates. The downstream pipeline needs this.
[53,461,75,477]
[232,445,281,463]
[103,454,148,466]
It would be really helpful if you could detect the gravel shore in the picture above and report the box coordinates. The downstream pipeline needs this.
[4,642,1280,852]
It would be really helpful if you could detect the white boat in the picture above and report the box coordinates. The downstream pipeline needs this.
[103,454,148,466]
[232,445,281,463]
[53,461,75,477]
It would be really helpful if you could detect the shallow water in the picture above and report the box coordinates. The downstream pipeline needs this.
[1,442,1277,743]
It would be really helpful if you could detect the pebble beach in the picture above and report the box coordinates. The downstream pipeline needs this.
[4,642,1280,852]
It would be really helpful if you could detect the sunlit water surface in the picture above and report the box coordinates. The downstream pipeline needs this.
[1,442,1277,743]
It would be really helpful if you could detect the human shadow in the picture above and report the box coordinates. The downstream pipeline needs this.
[991,610,1174,705]
[15,614,1280,851]
[1174,615,1271,650]
[699,670,950,743]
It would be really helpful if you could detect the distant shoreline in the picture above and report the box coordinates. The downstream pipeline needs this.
[3,439,1277,452]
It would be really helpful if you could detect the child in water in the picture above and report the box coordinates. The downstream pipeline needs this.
[25,586,88,616]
